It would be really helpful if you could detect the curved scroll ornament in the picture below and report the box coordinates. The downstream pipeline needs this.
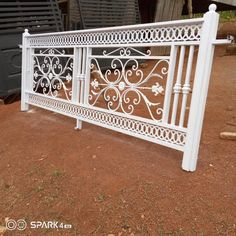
[33,49,73,100]
[89,48,169,121]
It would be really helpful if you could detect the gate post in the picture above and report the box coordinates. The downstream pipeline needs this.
[21,29,30,111]
[182,4,219,171]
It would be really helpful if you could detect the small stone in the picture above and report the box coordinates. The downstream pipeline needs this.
[220,132,236,140]
[226,106,233,111]
[141,214,145,219]
[27,109,36,113]
[92,155,96,159]
[209,163,213,167]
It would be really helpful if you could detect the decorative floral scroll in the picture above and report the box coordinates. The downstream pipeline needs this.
[33,49,73,100]
[89,48,169,121]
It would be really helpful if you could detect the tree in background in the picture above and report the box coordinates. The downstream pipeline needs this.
[188,0,193,18]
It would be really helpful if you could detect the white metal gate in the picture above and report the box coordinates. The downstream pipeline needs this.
[21,4,232,171]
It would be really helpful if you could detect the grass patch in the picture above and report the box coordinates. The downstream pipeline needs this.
[52,169,63,177]
[95,193,106,203]
[182,10,236,22]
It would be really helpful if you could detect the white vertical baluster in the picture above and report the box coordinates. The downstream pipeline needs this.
[179,45,194,127]
[80,47,87,104]
[171,45,185,125]
[71,47,80,102]
[72,47,82,130]
[28,48,34,92]
[21,29,30,111]
[182,4,219,171]
[83,47,92,105]
[162,45,178,123]
[77,47,82,103]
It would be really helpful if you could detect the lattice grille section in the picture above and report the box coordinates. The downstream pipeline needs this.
[27,22,203,47]
[28,93,186,149]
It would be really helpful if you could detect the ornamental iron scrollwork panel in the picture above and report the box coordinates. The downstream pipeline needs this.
[33,48,73,101]
[89,47,169,121]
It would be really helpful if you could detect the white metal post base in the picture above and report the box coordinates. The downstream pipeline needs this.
[75,119,82,130]
[21,100,29,112]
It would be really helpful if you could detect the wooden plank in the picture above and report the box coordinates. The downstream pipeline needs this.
[77,0,140,29]
[0,16,56,23]
[0,2,51,6]
[0,12,58,18]
[0,25,59,35]
[152,0,185,56]
[0,20,57,29]
[0,6,57,12]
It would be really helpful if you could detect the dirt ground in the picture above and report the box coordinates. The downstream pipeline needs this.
[0,45,235,236]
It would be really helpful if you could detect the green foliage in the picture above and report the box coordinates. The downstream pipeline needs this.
[182,10,236,22]
[219,10,236,22]
[52,169,63,177]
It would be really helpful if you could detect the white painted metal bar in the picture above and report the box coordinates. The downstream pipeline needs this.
[32,53,74,58]
[179,45,195,127]
[27,18,204,37]
[71,48,79,102]
[213,38,234,45]
[72,47,82,130]
[26,41,201,49]
[182,4,220,171]
[83,47,91,105]
[171,46,186,125]
[21,29,30,111]
[89,55,170,60]
[162,45,178,123]
[79,48,86,104]
[28,48,34,92]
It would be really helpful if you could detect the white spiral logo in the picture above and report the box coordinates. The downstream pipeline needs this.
[6,219,17,231]
[17,219,27,230]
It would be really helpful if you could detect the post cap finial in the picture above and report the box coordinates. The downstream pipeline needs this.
[24,29,28,33]
[209,4,217,12]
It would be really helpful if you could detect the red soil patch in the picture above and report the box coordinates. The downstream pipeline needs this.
[0,46,235,235]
